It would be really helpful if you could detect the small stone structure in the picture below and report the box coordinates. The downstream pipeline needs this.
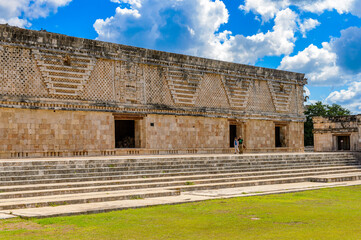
[313,115,361,152]
[0,24,307,158]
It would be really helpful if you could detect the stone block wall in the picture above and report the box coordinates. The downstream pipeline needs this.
[0,108,114,153]
[144,115,229,149]
[0,25,307,158]
[313,116,361,152]
[244,120,303,152]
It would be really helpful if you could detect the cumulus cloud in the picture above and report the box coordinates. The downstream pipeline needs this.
[95,1,300,64]
[299,18,320,38]
[326,81,361,113]
[218,8,298,63]
[279,25,361,112]
[279,43,340,85]
[239,0,289,22]
[280,25,361,84]
[94,0,229,54]
[0,0,72,27]
[240,0,358,21]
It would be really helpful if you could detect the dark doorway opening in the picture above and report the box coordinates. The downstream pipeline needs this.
[115,120,135,148]
[230,125,237,147]
[275,126,281,147]
[337,136,350,151]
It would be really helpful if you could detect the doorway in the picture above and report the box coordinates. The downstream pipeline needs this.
[275,126,281,147]
[230,124,237,147]
[115,120,135,148]
[337,136,350,151]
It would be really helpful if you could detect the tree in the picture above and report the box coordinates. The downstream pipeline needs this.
[304,101,351,146]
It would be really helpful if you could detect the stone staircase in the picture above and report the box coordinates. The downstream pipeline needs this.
[0,153,360,211]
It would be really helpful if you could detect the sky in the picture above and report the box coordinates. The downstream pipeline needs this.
[0,0,361,113]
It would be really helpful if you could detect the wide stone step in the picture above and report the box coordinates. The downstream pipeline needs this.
[0,157,357,171]
[1,162,360,183]
[1,168,361,199]
[308,173,361,183]
[1,162,360,184]
[1,165,357,192]
[0,158,358,177]
[0,189,179,210]
[169,176,309,192]
[0,153,356,167]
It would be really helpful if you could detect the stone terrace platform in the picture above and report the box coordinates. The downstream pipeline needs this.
[0,152,360,219]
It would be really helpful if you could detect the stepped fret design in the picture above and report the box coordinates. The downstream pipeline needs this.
[268,81,294,112]
[33,50,96,96]
[166,66,203,106]
[223,75,252,109]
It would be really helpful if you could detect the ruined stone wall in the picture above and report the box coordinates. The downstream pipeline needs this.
[313,116,361,152]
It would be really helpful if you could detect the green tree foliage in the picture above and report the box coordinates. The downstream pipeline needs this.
[304,101,351,146]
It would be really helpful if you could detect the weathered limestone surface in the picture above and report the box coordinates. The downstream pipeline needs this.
[0,108,114,153]
[313,115,361,152]
[0,24,307,158]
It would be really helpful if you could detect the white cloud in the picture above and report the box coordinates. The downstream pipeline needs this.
[0,0,72,27]
[279,26,361,112]
[298,0,355,15]
[240,0,359,21]
[217,8,298,63]
[95,2,299,64]
[111,0,143,8]
[326,81,361,113]
[239,0,289,22]
[299,18,320,37]
[279,43,341,85]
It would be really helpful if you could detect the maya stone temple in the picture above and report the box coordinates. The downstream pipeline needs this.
[0,24,307,159]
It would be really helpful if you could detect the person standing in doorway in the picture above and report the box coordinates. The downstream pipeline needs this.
[238,136,245,154]
[234,137,239,154]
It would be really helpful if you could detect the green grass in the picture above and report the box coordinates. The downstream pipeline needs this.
[1,185,361,240]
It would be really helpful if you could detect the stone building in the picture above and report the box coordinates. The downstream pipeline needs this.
[313,115,361,152]
[0,24,307,158]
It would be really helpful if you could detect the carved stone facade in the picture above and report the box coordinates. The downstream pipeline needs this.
[0,25,307,158]
[313,115,361,152]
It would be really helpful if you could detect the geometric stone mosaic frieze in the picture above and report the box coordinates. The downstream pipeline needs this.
[33,49,96,97]
[267,81,294,113]
[222,75,252,110]
[166,66,204,106]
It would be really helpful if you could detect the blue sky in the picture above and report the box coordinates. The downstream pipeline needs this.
[1,0,361,113]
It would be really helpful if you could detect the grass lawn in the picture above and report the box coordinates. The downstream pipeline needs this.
[1,185,361,240]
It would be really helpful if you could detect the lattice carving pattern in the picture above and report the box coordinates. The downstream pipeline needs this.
[34,49,96,98]
[268,81,293,112]
[166,66,203,106]
[288,85,298,114]
[144,65,174,106]
[246,80,276,113]
[82,60,114,101]
[195,73,230,109]
[0,46,47,97]
[0,44,303,117]
[223,75,252,110]
[114,61,125,103]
